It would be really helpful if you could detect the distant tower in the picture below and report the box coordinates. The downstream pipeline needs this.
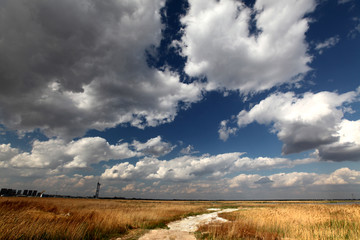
[95,180,101,199]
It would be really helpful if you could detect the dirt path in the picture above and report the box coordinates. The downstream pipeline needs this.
[137,208,238,240]
[137,230,196,240]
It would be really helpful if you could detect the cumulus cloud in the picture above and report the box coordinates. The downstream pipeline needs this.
[180,145,199,155]
[231,89,359,154]
[0,135,179,170]
[0,144,19,168]
[1,137,140,170]
[131,136,175,157]
[229,167,360,190]
[12,166,360,199]
[122,183,136,192]
[179,0,315,93]
[0,0,202,139]
[316,119,360,161]
[101,152,314,181]
[33,174,97,196]
[218,120,238,141]
[315,36,340,54]
[101,153,243,181]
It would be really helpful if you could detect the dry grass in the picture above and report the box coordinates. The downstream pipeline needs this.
[0,197,213,240]
[3,198,359,240]
[197,202,360,240]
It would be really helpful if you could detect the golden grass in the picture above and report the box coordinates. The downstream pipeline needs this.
[3,198,359,240]
[0,197,214,240]
[197,202,360,240]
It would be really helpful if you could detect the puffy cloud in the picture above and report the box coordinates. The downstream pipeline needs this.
[33,174,97,196]
[232,89,358,154]
[317,120,360,161]
[229,167,360,189]
[8,167,359,199]
[122,183,136,192]
[64,137,140,168]
[229,174,261,188]
[315,36,340,54]
[314,168,360,185]
[180,0,315,93]
[131,136,175,157]
[218,120,238,141]
[0,135,177,171]
[101,152,314,181]
[270,172,319,188]
[0,0,202,139]
[2,137,139,169]
[234,156,314,170]
[10,139,69,168]
[0,144,19,168]
[180,145,199,155]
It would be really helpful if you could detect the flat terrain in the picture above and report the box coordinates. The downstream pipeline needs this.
[1,198,360,239]
[198,202,360,239]
[0,197,230,239]
[134,208,238,240]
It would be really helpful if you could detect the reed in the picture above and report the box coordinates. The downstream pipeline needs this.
[197,203,360,240]
[0,197,211,240]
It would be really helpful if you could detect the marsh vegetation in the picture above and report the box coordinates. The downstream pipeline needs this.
[0,197,212,239]
[197,202,360,240]
[1,198,359,240]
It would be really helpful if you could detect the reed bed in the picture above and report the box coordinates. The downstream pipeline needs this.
[197,203,360,240]
[0,197,212,240]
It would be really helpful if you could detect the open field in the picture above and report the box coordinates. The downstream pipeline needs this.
[0,197,222,240]
[196,202,360,240]
[1,198,360,240]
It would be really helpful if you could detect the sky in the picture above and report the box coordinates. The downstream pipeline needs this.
[0,0,359,200]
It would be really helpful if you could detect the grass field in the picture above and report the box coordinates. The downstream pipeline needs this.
[196,202,360,240]
[1,198,360,240]
[0,197,217,240]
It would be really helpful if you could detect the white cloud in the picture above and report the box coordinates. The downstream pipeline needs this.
[10,139,68,168]
[122,183,136,192]
[131,136,175,157]
[64,137,140,168]
[7,166,358,199]
[0,0,202,140]
[0,135,176,172]
[101,152,314,181]
[317,119,360,161]
[218,120,238,141]
[0,144,19,168]
[270,172,319,188]
[232,89,358,154]
[32,174,97,196]
[229,167,360,189]
[180,145,199,155]
[180,0,315,93]
[348,18,360,39]
[228,174,261,188]
[3,137,139,170]
[234,156,315,170]
[315,35,340,54]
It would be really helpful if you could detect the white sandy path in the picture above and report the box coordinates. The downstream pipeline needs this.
[137,208,238,240]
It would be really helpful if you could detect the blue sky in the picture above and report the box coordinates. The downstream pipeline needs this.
[0,0,359,199]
